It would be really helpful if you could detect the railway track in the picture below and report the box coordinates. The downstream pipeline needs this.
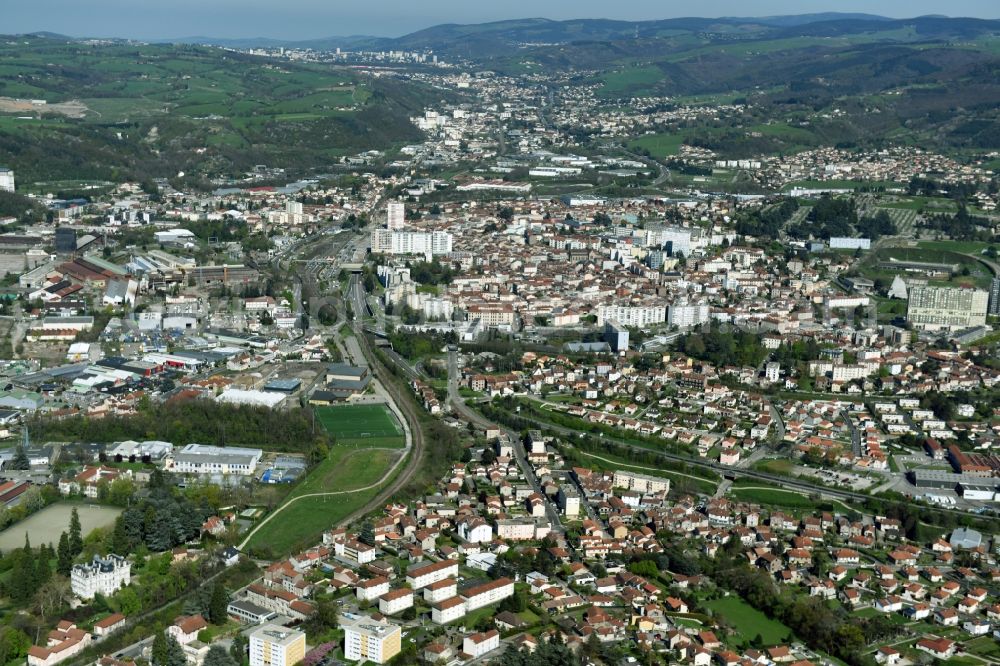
[333,322,426,527]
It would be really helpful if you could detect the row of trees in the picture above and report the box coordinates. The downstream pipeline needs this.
[29,400,329,453]
[56,507,85,575]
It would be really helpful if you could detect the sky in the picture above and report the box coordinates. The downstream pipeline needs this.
[3,0,998,40]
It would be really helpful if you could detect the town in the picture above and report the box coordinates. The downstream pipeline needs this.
[1,10,1000,666]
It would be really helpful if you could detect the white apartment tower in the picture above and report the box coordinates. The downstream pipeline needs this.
[249,625,305,666]
[907,286,988,331]
[386,202,405,231]
[342,615,401,664]
[370,229,453,257]
[0,168,14,192]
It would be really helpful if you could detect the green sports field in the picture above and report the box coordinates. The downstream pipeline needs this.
[315,404,405,447]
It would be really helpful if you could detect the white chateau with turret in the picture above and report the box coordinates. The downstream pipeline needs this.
[71,554,131,599]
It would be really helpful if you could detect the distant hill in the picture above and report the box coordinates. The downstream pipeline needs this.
[0,37,459,186]
[159,35,382,51]
[17,13,999,57]
[722,13,893,27]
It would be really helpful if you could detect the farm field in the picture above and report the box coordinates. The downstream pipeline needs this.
[245,492,379,556]
[315,404,406,448]
[628,132,685,158]
[704,596,794,645]
[293,447,398,497]
[599,66,664,97]
[0,503,121,552]
[916,240,995,255]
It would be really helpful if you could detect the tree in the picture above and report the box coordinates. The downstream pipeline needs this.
[0,626,31,666]
[9,534,35,604]
[36,578,70,617]
[208,583,228,625]
[35,544,52,587]
[230,632,249,665]
[116,586,141,616]
[11,443,29,470]
[204,645,238,666]
[111,515,130,555]
[57,531,73,576]
[152,631,169,666]
[153,633,186,666]
[68,508,83,556]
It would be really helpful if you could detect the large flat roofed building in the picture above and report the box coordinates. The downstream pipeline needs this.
[190,265,260,286]
[596,304,666,327]
[370,229,453,257]
[406,559,458,589]
[907,286,988,331]
[249,625,305,666]
[342,614,401,664]
[169,443,262,476]
[612,470,671,494]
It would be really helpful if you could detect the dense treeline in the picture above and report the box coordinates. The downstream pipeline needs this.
[675,323,768,369]
[789,194,856,240]
[387,329,456,360]
[111,472,212,553]
[734,198,799,239]
[0,191,44,223]
[907,176,981,201]
[479,399,717,484]
[29,400,329,452]
[0,483,58,531]
[407,260,455,285]
[923,206,993,241]
[494,639,578,666]
[855,209,896,240]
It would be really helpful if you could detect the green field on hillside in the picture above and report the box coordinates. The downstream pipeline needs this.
[245,446,400,554]
[0,37,441,184]
[600,66,664,96]
[629,132,685,158]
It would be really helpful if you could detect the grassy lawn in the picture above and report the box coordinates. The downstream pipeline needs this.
[965,636,1000,659]
[753,459,794,475]
[599,66,664,96]
[916,240,995,255]
[568,448,718,495]
[781,179,900,191]
[246,492,378,555]
[293,448,398,496]
[315,404,406,447]
[704,596,793,645]
[245,446,399,554]
[729,487,817,509]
